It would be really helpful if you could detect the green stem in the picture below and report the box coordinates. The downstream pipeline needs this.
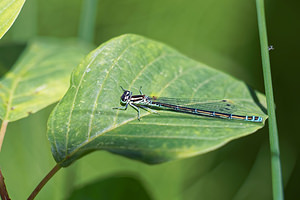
[255,0,284,199]
[78,0,98,43]
[27,164,62,200]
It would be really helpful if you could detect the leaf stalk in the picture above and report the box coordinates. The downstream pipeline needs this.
[0,168,10,200]
[0,120,8,151]
[27,164,61,200]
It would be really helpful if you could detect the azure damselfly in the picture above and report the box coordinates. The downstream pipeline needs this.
[113,87,263,122]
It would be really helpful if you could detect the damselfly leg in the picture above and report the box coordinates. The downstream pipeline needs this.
[139,86,143,95]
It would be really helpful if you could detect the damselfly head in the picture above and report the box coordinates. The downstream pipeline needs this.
[120,90,132,104]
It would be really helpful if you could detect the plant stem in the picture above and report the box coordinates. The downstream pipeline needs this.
[255,0,284,199]
[78,0,98,43]
[0,120,8,151]
[27,164,62,200]
[0,168,10,200]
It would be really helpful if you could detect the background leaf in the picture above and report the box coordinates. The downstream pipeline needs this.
[0,38,92,122]
[48,34,267,167]
[0,0,26,39]
[67,175,152,200]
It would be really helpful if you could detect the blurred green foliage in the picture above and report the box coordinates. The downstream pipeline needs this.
[0,0,299,199]
[0,38,92,122]
[67,175,152,200]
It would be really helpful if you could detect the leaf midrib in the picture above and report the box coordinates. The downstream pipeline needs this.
[3,75,21,120]
[100,134,236,140]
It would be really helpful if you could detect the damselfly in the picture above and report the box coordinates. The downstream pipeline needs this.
[113,87,263,122]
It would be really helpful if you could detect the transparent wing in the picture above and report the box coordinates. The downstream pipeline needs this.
[149,96,236,114]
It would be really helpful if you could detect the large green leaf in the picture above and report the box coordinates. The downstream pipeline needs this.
[0,38,92,122]
[0,0,26,39]
[48,34,267,167]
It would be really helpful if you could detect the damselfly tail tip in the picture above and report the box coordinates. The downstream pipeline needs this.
[245,115,263,122]
[251,116,263,122]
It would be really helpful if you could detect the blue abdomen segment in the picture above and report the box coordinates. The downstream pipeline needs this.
[245,116,263,122]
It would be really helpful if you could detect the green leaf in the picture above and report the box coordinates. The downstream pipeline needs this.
[0,38,92,122]
[67,175,151,200]
[0,0,26,39]
[48,34,267,167]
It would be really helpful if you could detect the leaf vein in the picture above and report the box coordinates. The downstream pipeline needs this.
[101,134,231,140]
[190,73,223,98]
[157,65,200,96]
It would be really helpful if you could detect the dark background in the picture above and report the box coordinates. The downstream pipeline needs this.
[0,0,299,199]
